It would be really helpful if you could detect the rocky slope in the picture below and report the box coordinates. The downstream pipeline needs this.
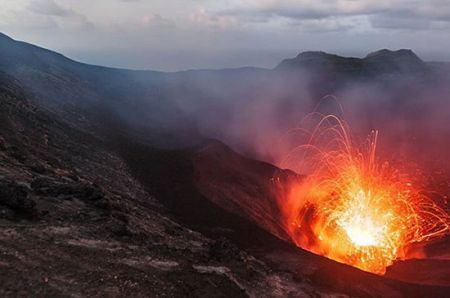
[192,140,450,296]
[0,74,320,297]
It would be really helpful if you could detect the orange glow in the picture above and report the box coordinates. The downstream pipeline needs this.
[279,114,450,274]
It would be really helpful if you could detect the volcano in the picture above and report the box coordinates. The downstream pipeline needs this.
[1,32,450,297]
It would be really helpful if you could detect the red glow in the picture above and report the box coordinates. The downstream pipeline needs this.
[278,115,450,274]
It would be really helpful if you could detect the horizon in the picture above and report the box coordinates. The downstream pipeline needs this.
[1,0,450,71]
[1,31,447,73]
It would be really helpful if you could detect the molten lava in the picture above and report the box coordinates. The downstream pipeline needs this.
[279,115,450,274]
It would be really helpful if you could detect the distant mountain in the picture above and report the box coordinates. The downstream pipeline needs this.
[364,49,428,74]
[276,51,366,75]
[276,49,430,77]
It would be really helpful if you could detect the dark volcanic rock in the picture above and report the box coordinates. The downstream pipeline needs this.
[0,178,35,217]
[7,146,27,163]
[193,140,298,242]
[0,136,6,150]
[209,237,244,262]
[31,178,104,202]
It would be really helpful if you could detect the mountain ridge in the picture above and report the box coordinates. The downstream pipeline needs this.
[276,48,429,76]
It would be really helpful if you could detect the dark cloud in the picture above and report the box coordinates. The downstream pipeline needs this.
[216,1,385,21]
[216,1,450,31]
[370,14,431,30]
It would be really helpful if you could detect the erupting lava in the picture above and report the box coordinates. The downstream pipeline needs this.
[279,114,450,274]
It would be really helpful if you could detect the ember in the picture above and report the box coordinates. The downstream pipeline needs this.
[279,115,450,274]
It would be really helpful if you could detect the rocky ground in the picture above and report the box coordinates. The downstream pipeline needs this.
[0,72,321,297]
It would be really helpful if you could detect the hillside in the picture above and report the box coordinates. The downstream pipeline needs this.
[1,67,321,296]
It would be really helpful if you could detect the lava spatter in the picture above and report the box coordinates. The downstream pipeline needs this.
[280,115,450,274]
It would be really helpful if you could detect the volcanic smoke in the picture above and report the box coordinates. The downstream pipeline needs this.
[278,114,450,274]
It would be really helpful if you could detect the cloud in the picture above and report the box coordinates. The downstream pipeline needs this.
[370,14,431,30]
[0,0,93,32]
[28,0,73,16]
[0,9,57,30]
[216,1,387,21]
[289,18,354,33]
[189,8,239,30]
[367,1,450,30]
[141,14,175,29]
[213,0,450,31]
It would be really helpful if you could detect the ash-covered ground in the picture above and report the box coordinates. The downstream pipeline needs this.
[0,73,317,297]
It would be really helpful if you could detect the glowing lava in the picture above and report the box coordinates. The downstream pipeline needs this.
[279,115,450,274]
[336,190,387,247]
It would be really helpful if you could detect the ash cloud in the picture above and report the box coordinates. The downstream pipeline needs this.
[128,49,450,173]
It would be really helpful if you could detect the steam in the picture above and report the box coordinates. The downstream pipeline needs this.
[107,56,450,174]
[168,68,450,171]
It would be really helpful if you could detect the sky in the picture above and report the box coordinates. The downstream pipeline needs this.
[1,0,450,71]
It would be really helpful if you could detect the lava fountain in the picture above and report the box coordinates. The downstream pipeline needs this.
[279,114,450,274]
